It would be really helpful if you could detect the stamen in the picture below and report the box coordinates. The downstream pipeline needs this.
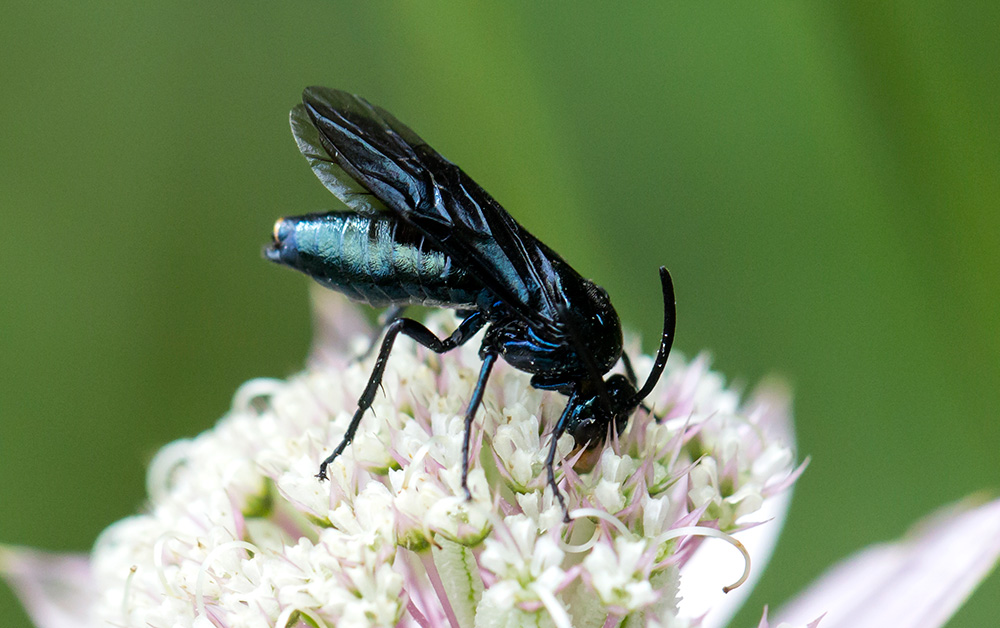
[402,435,446,487]
[531,581,573,628]
[120,564,137,625]
[152,534,184,597]
[651,526,751,593]
[275,606,330,628]
[194,541,259,618]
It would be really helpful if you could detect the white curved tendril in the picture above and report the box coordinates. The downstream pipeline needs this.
[559,508,630,553]
[652,526,751,593]
[231,377,286,413]
[146,439,192,501]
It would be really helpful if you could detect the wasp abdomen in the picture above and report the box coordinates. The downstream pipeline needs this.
[267,212,482,308]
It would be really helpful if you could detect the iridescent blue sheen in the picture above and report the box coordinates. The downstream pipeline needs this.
[267,211,481,308]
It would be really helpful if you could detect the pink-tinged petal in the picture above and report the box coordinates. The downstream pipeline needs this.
[776,495,1000,628]
[307,287,373,366]
[677,490,793,628]
[0,546,95,628]
[756,607,769,628]
[757,605,825,628]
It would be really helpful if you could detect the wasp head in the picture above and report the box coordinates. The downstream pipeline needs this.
[565,373,638,471]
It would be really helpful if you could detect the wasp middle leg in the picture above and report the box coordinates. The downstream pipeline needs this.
[459,350,497,499]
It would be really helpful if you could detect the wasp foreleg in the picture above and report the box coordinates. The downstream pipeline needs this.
[546,391,581,523]
[621,352,638,387]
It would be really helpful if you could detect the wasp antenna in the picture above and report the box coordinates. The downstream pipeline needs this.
[628,267,676,407]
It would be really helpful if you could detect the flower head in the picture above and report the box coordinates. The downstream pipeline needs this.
[5,311,799,627]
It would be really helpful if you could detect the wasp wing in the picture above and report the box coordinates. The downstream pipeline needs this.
[294,87,574,332]
[290,104,388,215]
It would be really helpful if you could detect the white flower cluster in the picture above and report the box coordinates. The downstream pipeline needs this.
[89,316,798,628]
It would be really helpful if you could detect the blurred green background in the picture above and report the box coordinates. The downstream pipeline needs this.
[2,2,998,626]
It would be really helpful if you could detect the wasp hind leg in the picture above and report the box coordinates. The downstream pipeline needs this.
[317,312,486,480]
[356,305,407,362]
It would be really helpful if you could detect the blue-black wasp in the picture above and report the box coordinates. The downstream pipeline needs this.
[266,87,675,520]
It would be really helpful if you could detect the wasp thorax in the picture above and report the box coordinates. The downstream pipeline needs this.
[567,280,624,374]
